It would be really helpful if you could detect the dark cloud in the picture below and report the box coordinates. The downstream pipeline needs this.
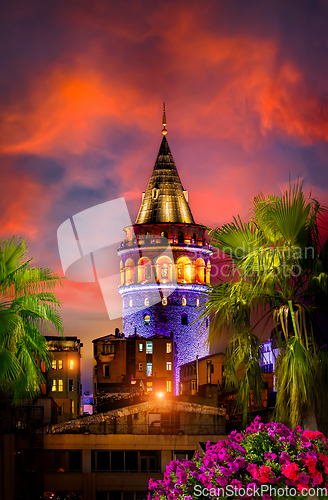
[15,155,65,184]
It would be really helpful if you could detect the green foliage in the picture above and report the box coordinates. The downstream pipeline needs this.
[0,237,63,402]
[200,182,328,429]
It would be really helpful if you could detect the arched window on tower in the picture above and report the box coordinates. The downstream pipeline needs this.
[192,233,197,244]
[195,258,206,284]
[120,261,124,286]
[178,231,185,244]
[156,256,173,283]
[138,257,152,283]
[125,259,135,285]
[176,256,192,284]
[206,261,211,284]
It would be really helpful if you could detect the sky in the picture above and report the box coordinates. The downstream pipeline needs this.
[2,0,328,393]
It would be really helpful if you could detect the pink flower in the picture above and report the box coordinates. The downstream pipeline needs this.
[217,476,228,487]
[298,472,310,484]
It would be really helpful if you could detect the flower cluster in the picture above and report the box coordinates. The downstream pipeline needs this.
[147,417,328,499]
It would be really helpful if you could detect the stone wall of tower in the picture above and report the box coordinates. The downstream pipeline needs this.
[121,287,209,394]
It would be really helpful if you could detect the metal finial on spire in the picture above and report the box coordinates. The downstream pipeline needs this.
[162,102,167,135]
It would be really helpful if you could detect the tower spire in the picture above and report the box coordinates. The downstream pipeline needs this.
[162,102,167,135]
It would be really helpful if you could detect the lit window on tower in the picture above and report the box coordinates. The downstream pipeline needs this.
[166,362,172,371]
[182,297,187,306]
[129,298,133,307]
[144,314,150,325]
[144,297,149,306]
[166,343,172,353]
[162,297,168,306]
[196,298,200,306]
[161,263,169,278]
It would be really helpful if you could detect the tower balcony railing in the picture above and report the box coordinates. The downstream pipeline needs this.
[119,237,212,251]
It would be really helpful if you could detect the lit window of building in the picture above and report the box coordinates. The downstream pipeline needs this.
[144,297,149,306]
[162,297,168,306]
[146,363,153,377]
[138,343,144,352]
[58,380,63,392]
[69,379,74,392]
[182,297,187,306]
[166,380,172,392]
[71,400,74,414]
[146,341,153,354]
[166,343,172,353]
[52,380,57,391]
[51,360,57,370]
[147,381,153,392]
[69,360,74,369]
[129,298,133,307]
[196,298,200,307]
[166,362,172,371]
[58,360,63,369]
[144,314,150,325]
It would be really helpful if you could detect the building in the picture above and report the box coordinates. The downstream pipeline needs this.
[180,352,225,396]
[42,336,83,421]
[93,332,175,411]
[118,110,212,394]
[41,399,225,500]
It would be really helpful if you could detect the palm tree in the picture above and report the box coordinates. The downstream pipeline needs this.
[201,183,328,430]
[0,237,63,402]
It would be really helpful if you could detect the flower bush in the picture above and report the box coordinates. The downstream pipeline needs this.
[148,417,328,499]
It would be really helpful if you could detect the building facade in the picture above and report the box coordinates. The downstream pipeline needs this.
[42,336,83,421]
[93,332,175,407]
[41,399,225,500]
[180,352,226,396]
[118,118,212,394]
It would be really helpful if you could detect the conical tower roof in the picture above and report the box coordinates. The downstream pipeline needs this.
[135,135,195,225]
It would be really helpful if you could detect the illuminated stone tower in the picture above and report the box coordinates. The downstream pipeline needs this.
[118,106,212,394]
